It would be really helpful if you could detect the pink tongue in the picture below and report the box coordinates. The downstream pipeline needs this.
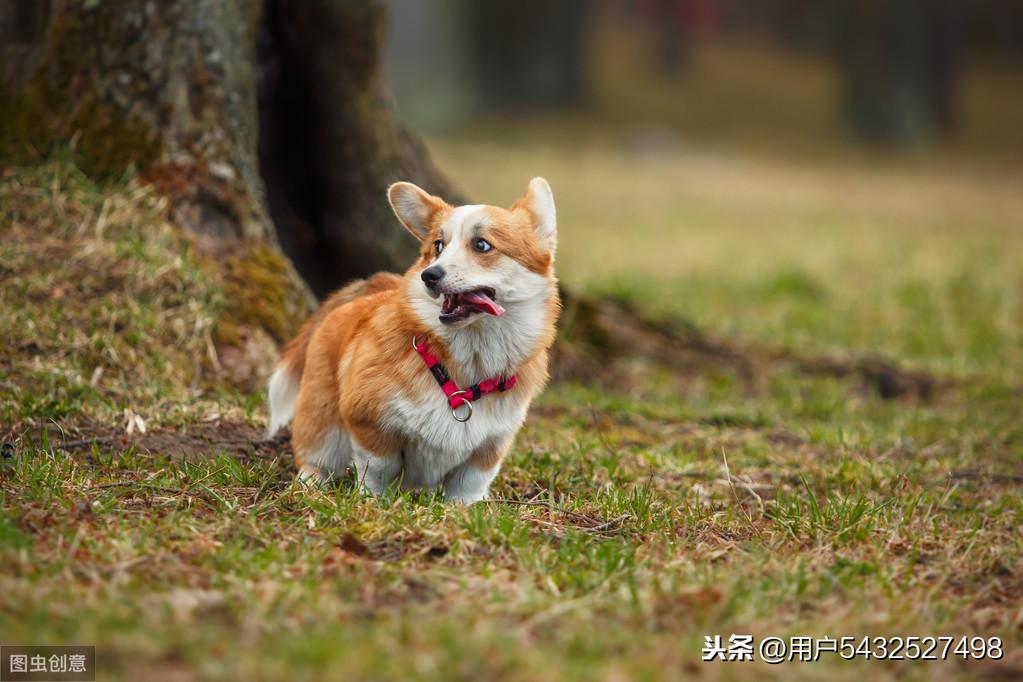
[462,291,505,316]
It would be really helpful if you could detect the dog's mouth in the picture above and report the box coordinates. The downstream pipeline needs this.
[439,287,504,324]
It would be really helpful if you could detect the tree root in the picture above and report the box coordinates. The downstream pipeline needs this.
[555,288,947,401]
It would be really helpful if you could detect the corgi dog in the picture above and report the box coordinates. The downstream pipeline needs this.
[266,178,559,503]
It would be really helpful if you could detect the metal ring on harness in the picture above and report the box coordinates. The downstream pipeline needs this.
[449,389,473,422]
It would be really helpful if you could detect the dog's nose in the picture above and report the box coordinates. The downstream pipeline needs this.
[421,266,445,289]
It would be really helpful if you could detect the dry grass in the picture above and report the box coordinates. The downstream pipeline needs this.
[0,160,238,433]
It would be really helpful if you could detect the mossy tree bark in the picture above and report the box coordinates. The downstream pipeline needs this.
[0,0,271,241]
[0,0,460,300]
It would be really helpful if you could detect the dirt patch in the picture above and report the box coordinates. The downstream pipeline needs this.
[14,419,292,464]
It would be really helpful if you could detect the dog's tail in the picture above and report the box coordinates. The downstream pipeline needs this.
[266,272,403,437]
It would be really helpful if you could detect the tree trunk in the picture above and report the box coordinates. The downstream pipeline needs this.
[837,0,963,145]
[0,0,271,241]
[0,0,460,301]
[257,0,464,298]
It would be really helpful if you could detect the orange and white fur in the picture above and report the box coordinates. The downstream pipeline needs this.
[266,178,559,503]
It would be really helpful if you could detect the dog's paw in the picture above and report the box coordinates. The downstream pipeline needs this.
[296,465,328,488]
[444,489,489,505]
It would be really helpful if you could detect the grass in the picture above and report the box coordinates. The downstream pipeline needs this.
[3,49,1023,680]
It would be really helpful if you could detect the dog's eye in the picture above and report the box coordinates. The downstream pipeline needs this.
[433,240,444,256]
[473,238,492,253]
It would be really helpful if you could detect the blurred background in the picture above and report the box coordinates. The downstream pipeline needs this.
[385,0,1022,151]
[384,0,1023,377]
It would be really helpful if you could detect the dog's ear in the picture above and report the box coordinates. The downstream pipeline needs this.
[388,182,448,241]
[514,177,557,253]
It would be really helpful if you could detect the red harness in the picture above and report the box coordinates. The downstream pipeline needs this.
[413,336,517,422]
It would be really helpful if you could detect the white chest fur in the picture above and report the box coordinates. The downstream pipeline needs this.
[383,387,529,489]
